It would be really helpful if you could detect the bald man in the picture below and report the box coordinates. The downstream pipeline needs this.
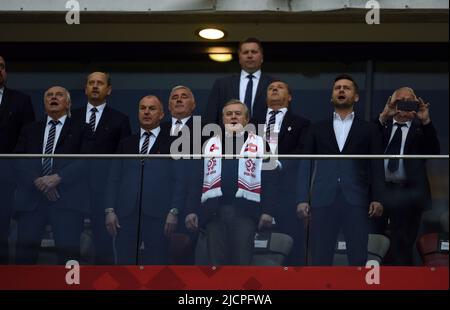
[71,72,131,265]
[374,87,440,265]
[105,95,186,265]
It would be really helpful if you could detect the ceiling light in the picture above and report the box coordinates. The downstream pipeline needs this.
[209,54,233,62]
[198,28,225,40]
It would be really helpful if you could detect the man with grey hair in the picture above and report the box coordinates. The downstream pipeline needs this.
[14,86,89,264]
[161,85,199,155]
[0,55,35,264]
[374,87,440,265]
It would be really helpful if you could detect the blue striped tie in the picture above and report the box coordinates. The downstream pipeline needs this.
[140,131,151,162]
[89,107,98,133]
[42,120,60,176]
[266,110,280,141]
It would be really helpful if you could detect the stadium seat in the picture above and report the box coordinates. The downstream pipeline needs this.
[416,232,449,266]
[333,233,390,266]
[169,233,193,265]
[251,232,293,266]
[367,234,390,264]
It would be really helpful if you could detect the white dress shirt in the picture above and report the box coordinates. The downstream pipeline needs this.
[333,111,354,152]
[139,126,160,154]
[239,69,261,112]
[85,102,106,131]
[42,115,67,165]
[384,120,412,182]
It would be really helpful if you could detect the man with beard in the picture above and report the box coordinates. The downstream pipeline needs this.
[296,74,384,266]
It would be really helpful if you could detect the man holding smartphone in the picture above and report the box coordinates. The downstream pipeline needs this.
[375,87,440,265]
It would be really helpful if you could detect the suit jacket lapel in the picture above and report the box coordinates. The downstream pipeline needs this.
[231,74,240,99]
[0,88,11,120]
[327,118,341,153]
[55,118,71,151]
[132,134,140,154]
[403,121,418,154]
[253,75,264,107]
[384,121,393,145]
[342,116,359,153]
[149,133,161,154]
[34,120,46,153]
[94,105,109,137]
[278,109,291,143]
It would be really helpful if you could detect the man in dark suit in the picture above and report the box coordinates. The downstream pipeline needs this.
[185,99,277,265]
[0,55,35,264]
[105,95,186,265]
[71,72,131,265]
[374,87,440,265]
[205,37,274,126]
[14,86,88,264]
[263,80,310,265]
[296,74,384,266]
[160,85,204,264]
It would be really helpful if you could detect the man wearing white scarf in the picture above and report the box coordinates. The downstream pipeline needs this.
[185,100,276,265]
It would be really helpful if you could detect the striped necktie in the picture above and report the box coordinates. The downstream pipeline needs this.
[173,119,183,136]
[266,110,280,140]
[89,107,98,133]
[141,131,151,154]
[42,120,60,176]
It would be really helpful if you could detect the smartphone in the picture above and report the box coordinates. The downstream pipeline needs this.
[396,100,419,112]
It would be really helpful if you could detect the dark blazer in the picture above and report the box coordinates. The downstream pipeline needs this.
[105,127,186,219]
[298,115,385,208]
[71,106,131,154]
[271,110,310,208]
[205,73,274,126]
[273,109,310,155]
[160,116,201,156]
[0,87,35,154]
[13,117,89,213]
[71,106,131,193]
[377,118,440,208]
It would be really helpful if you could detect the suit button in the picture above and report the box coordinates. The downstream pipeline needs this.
[337,178,341,182]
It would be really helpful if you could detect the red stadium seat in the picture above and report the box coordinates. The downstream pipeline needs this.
[416,232,449,266]
[169,233,193,265]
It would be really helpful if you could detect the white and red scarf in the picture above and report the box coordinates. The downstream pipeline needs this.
[201,133,264,203]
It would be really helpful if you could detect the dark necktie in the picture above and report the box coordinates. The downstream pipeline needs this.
[386,123,406,172]
[244,74,254,116]
[140,131,151,155]
[89,107,98,133]
[266,110,280,140]
[173,119,183,136]
[42,120,60,176]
